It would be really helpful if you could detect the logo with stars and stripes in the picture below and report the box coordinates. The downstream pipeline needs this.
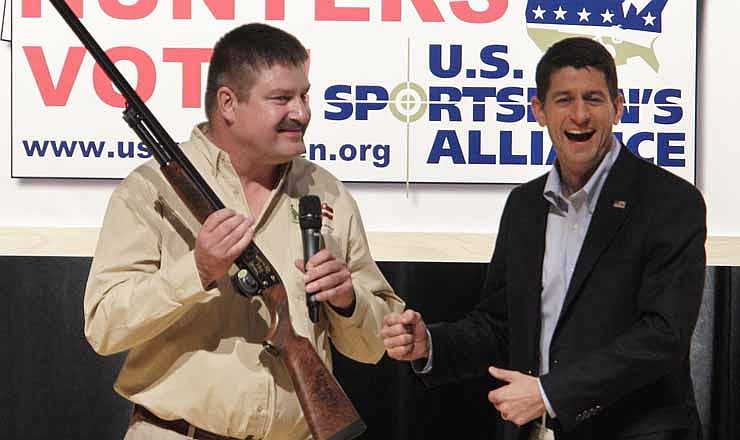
[526,0,668,72]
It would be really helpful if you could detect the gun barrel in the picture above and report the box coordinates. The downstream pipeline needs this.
[47,0,223,212]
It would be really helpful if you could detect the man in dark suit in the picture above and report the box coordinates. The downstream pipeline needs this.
[381,37,706,440]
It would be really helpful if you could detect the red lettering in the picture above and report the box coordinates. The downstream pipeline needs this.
[22,0,83,17]
[265,0,285,20]
[93,47,156,107]
[172,0,235,19]
[23,46,86,106]
[99,0,157,19]
[315,0,369,21]
[22,0,506,22]
[450,0,507,23]
[163,48,212,108]
[381,0,443,22]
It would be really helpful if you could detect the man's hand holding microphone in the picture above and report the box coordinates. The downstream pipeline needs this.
[294,195,355,319]
[194,196,355,319]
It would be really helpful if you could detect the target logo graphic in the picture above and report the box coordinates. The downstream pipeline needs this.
[389,82,428,123]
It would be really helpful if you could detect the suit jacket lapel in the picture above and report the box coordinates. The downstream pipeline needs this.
[519,180,549,368]
[558,145,639,321]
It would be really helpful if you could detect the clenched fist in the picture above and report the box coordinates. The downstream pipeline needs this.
[380,309,429,361]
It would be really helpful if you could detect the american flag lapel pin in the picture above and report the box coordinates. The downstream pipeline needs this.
[612,200,627,209]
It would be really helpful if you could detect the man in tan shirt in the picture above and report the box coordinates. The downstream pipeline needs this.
[84,23,404,440]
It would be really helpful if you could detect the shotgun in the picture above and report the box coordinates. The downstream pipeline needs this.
[47,1,366,439]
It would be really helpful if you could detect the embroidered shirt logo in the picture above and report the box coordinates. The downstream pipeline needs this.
[321,202,334,220]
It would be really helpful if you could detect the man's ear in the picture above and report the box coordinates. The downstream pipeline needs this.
[215,86,239,125]
[613,94,625,125]
[531,96,547,127]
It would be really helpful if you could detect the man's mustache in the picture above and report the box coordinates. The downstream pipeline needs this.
[277,119,306,131]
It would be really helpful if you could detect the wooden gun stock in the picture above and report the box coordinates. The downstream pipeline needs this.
[262,284,366,440]
[48,1,366,438]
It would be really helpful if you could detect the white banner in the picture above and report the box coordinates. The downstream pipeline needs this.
[11,0,695,183]
[2,0,10,41]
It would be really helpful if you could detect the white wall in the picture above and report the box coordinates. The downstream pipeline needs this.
[1,1,737,257]
[696,0,740,236]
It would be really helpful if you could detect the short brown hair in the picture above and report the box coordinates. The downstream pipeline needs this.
[535,37,619,102]
[204,23,308,118]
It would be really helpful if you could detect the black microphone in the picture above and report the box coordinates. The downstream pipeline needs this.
[299,195,323,323]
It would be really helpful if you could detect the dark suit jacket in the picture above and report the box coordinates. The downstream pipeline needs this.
[423,146,706,440]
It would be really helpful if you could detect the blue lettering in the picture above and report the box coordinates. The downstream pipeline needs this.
[479,45,509,79]
[468,131,496,164]
[462,87,496,121]
[428,130,466,164]
[429,44,463,78]
[526,87,538,122]
[623,131,654,162]
[499,132,526,164]
[324,85,353,120]
[429,87,462,121]
[621,89,640,124]
[654,89,682,124]
[355,86,389,120]
[530,131,544,165]
[656,133,685,167]
[496,87,525,123]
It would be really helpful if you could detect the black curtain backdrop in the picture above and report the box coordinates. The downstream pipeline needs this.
[1,257,737,440]
[712,267,740,440]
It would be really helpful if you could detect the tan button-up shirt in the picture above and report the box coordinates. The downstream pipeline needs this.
[84,124,404,439]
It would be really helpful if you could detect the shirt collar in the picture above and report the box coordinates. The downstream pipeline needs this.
[190,122,293,186]
[191,122,225,175]
[543,136,621,214]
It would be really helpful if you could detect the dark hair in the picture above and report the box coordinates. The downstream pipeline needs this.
[535,37,618,101]
[204,23,308,118]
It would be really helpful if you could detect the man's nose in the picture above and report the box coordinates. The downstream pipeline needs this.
[290,98,310,124]
[571,99,590,125]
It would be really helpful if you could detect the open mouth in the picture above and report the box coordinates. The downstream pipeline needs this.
[564,130,595,142]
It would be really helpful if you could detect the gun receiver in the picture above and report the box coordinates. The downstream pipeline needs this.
[47,1,365,438]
